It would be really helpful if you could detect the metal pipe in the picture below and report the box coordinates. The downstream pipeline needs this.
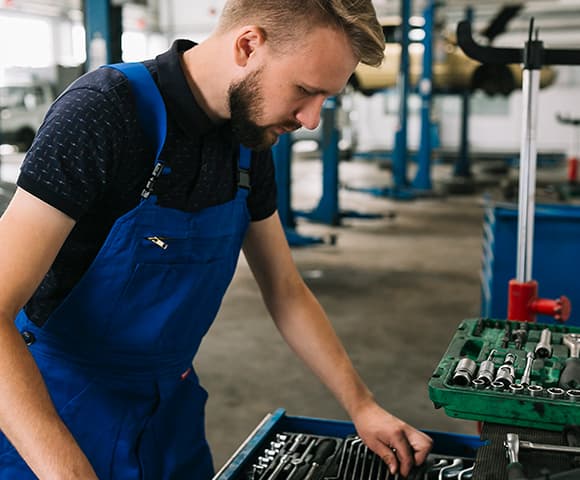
[516,67,541,282]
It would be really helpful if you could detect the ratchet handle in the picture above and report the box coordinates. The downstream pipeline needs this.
[507,461,528,480]
[559,357,580,389]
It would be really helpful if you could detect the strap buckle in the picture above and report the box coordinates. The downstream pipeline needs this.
[238,168,251,191]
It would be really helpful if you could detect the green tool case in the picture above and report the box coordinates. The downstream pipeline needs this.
[428,318,580,431]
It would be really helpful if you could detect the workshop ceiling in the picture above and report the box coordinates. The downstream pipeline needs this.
[3,0,580,40]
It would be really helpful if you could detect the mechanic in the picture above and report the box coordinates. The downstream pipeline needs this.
[0,0,433,478]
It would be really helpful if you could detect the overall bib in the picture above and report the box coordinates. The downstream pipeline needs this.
[4,63,251,479]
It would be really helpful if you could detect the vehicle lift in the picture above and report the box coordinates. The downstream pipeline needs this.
[272,96,384,247]
[347,0,438,200]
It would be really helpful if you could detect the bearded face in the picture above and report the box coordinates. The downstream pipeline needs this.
[228,68,300,151]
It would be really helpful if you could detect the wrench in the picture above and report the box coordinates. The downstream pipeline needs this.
[438,459,463,480]
[519,439,580,455]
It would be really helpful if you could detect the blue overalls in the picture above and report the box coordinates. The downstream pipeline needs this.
[4,63,251,479]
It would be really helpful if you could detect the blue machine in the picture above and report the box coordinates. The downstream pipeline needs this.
[481,200,580,326]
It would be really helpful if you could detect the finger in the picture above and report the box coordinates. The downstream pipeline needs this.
[379,448,399,476]
[412,432,434,466]
[390,438,415,477]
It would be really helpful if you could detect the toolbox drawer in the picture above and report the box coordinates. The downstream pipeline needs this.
[213,408,481,480]
[429,318,580,431]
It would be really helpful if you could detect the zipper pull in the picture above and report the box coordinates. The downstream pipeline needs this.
[146,236,168,250]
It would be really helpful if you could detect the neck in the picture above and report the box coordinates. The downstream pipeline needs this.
[180,38,231,122]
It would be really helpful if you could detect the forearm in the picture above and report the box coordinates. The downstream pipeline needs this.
[265,280,375,418]
[0,321,97,479]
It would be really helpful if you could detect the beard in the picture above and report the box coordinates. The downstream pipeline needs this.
[228,69,299,151]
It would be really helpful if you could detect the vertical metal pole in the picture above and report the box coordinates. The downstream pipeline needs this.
[516,68,540,282]
[413,0,434,191]
[272,133,296,229]
[84,0,123,70]
[310,97,340,225]
[392,0,411,189]
[453,7,473,178]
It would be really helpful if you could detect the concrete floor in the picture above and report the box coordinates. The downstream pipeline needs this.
[0,149,569,471]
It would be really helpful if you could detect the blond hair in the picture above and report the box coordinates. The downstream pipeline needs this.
[216,0,384,67]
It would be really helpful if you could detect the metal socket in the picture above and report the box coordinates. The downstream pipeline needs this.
[453,358,477,386]
[509,383,525,393]
[547,387,566,399]
[566,389,580,401]
[491,381,506,391]
[527,385,544,397]
[472,378,487,390]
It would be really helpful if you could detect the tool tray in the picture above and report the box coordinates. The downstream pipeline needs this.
[213,408,481,479]
[429,318,580,431]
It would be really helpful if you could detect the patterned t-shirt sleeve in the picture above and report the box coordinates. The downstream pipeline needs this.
[17,72,130,221]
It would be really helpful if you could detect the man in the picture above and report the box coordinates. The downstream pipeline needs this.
[0,0,432,478]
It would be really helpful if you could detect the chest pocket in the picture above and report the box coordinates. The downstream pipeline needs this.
[137,232,234,265]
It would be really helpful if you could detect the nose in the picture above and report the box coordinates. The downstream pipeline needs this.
[295,95,326,130]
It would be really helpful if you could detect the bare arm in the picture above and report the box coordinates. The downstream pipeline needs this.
[0,188,98,479]
[243,212,432,477]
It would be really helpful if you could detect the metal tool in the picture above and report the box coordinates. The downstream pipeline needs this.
[475,349,497,385]
[510,383,525,394]
[262,434,304,480]
[495,353,517,387]
[438,458,463,480]
[502,323,511,348]
[512,323,529,350]
[520,351,535,386]
[548,387,565,399]
[453,358,477,386]
[519,439,580,455]
[304,438,336,480]
[560,333,580,389]
[528,384,544,397]
[458,466,474,479]
[425,459,448,480]
[535,328,552,358]
[283,437,318,480]
[504,433,527,479]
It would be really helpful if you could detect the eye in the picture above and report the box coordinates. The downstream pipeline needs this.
[297,86,311,95]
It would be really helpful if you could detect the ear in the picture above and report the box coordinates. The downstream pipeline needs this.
[233,26,267,67]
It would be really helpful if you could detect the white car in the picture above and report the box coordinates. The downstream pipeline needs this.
[0,83,54,151]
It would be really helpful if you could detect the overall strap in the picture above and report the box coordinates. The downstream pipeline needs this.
[238,146,252,191]
[104,62,167,199]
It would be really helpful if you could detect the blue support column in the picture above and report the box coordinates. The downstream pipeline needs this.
[272,135,324,247]
[392,0,412,190]
[453,7,474,179]
[412,0,435,191]
[296,98,383,225]
[84,0,122,70]
[272,133,296,230]
[345,0,415,200]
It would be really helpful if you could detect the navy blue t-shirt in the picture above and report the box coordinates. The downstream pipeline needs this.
[17,39,277,326]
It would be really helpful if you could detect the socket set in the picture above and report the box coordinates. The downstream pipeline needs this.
[243,432,475,480]
[429,318,580,430]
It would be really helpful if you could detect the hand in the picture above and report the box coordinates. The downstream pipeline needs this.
[351,401,433,478]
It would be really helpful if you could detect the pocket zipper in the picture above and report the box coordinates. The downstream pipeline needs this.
[146,236,169,250]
